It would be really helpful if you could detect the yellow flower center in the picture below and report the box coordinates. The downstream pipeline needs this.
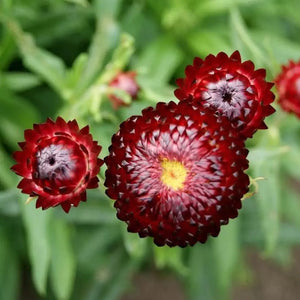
[160,158,187,190]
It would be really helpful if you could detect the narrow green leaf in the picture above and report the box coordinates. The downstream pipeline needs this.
[0,88,40,149]
[230,7,267,67]
[74,12,119,96]
[59,202,116,225]
[100,260,137,300]
[77,227,120,269]
[212,219,240,295]
[97,33,135,84]
[0,29,16,71]
[122,224,148,260]
[186,244,218,300]
[281,188,300,229]
[138,78,175,102]
[0,188,19,216]
[64,53,88,93]
[154,246,188,276]
[187,30,232,57]
[49,219,76,300]
[20,195,51,295]
[94,0,123,19]
[250,154,280,255]
[0,72,41,91]
[5,18,67,95]
[0,228,20,300]
[197,0,260,16]
[134,36,183,84]
[65,0,89,7]
[0,146,16,188]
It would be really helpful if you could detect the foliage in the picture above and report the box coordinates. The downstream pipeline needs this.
[1,0,300,299]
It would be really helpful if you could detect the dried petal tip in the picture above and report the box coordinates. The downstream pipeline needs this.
[275,60,300,118]
[108,71,139,109]
[11,117,103,212]
[104,100,249,247]
[175,51,276,138]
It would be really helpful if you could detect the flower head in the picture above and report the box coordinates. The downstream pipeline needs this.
[108,71,139,109]
[175,51,275,138]
[104,100,249,247]
[275,60,300,118]
[11,117,103,212]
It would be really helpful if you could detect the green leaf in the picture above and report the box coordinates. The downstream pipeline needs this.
[230,7,267,67]
[0,88,40,149]
[187,30,232,56]
[134,36,183,85]
[100,259,137,300]
[196,0,260,16]
[0,71,41,91]
[0,29,16,71]
[0,146,16,189]
[138,78,175,102]
[64,53,88,94]
[65,0,89,7]
[186,244,218,300]
[49,219,76,300]
[76,226,121,270]
[94,0,123,19]
[212,219,240,295]
[281,188,300,229]
[20,195,51,295]
[0,228,20,300]
[5,18,67,96]
[74,7,120,96]
[0,188,19,216]
[122,224,148,260]
[154,245,188,276]
[97,33,135,84]
[252,31,300,67]
[249,151,281,255]
[58,189,117,225]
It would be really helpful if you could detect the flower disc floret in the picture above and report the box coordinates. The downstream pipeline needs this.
[104,100,249,247]
[175,51,275,138]
[11,117,103,212]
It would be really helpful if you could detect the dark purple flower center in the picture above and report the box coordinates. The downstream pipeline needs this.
[202,79,247,119]
[222,91,232,103]
[36,144,75,180]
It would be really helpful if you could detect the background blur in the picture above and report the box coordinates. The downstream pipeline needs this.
[1,0,300,299]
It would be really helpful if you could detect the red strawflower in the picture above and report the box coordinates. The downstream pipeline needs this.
[11,117,103,213]
[104,100,249,247]
[175,51,275,138]
[108,71,139,109]
[275,60,300,118]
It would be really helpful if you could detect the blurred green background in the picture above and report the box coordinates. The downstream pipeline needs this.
[1,0,300,299]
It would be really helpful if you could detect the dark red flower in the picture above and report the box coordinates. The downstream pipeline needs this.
[275,60,300,118]
[11,117,103,213]
[104,100,249,247]
[175,51,275,138]
[108,71,139,109]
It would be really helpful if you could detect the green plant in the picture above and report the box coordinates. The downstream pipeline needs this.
[1,0,300,299]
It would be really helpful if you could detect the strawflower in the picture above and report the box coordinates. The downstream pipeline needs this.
[104,100,249,247]
[275,60,300,118]
[175,51,275,138]
[11,117,103,212]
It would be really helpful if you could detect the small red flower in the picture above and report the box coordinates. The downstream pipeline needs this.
[108,71,139,109]
[104,100,249,247]
[11,117,103,213]
[275,60,300,118]
[175,51,275,138]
